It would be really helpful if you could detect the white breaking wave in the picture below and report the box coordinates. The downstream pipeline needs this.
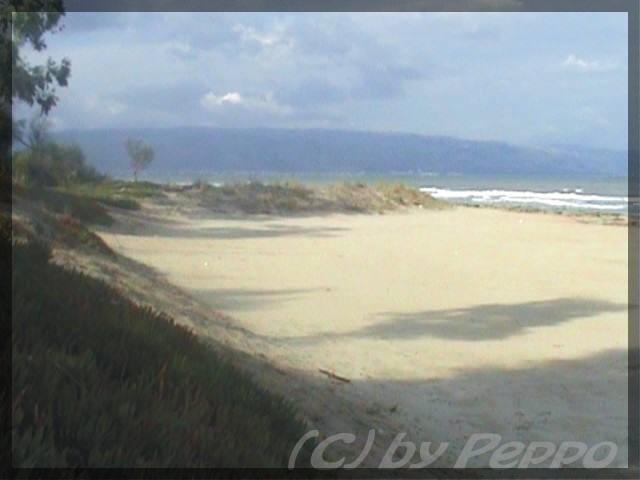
[420,187,628,211]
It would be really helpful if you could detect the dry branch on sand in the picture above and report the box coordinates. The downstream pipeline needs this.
[319,368,351,383]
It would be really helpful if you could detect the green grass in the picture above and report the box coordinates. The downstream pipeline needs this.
[57,179,174,213]
[9,234,311,467]
[14,179,170,227]
[64,180,167,204]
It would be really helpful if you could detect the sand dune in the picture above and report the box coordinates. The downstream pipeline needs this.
[99,204,628,467]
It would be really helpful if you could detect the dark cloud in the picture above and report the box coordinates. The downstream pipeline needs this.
[115,83,205,114]
[352,63,425,100]
[280,78,350,107]
[281,63,426,108]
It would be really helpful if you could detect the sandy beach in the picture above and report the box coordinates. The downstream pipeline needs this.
[98,202,628,467]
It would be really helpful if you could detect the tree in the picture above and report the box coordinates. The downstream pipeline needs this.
[2,1,71,175]
[125,138,154,182]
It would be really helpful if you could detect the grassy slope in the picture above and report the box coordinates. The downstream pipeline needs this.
[14,180,171,223]
[192,180,447,215]
[13,185,116,226]
[6,213,311,467]
[61,180,169,209]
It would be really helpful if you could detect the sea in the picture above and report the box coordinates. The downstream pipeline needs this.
[142,171,631,214]
[416,175,630,213]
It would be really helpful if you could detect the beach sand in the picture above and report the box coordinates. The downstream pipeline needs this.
[98,204,628,467]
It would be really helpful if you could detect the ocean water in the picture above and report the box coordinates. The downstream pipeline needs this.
[145,171,631,214]
[416,175,629,213]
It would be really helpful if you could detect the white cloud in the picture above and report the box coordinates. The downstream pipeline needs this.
[200,91,292,116]
[562,54,617,73]
[201,91,244,107]
[232,23,292,48]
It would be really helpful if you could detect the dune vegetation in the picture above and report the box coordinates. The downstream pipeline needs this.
[8,133,323,467]
[7,215,311,467]
[189,179,447,215]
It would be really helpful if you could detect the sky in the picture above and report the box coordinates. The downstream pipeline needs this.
[18,11,629,150]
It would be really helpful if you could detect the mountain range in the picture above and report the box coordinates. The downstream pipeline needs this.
[54,127,628,177]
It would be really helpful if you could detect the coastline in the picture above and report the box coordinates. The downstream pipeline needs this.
[458,201,629,226]
[87,186,628,467]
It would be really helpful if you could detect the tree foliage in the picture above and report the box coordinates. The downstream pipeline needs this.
[4,1,70,114]
[2,1,71,175]
[125,138,154,181]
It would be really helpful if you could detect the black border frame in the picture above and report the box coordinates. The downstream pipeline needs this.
[6,1,639,478]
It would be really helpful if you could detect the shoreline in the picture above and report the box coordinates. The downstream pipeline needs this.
[457,201,629,225]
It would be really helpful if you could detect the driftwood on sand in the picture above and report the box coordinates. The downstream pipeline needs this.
[319,368,351,383]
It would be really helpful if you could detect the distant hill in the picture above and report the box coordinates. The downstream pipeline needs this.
[54,127,628,177]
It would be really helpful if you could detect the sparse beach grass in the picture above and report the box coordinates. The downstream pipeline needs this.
[65,179,166,199]
[189,179,448,215]
[60,180,171,210]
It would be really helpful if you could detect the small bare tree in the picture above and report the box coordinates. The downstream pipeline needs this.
[124,138,154,182]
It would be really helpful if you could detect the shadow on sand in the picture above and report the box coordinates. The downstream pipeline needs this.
[228,339,630,469]
[281,297,626,344]
[104,217,349,240]
[184,291,629,467]
[191,287,323,312]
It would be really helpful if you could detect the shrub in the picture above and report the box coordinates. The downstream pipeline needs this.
[192,178,210,190]
[13,150,57,187]
[13,142,103,188]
